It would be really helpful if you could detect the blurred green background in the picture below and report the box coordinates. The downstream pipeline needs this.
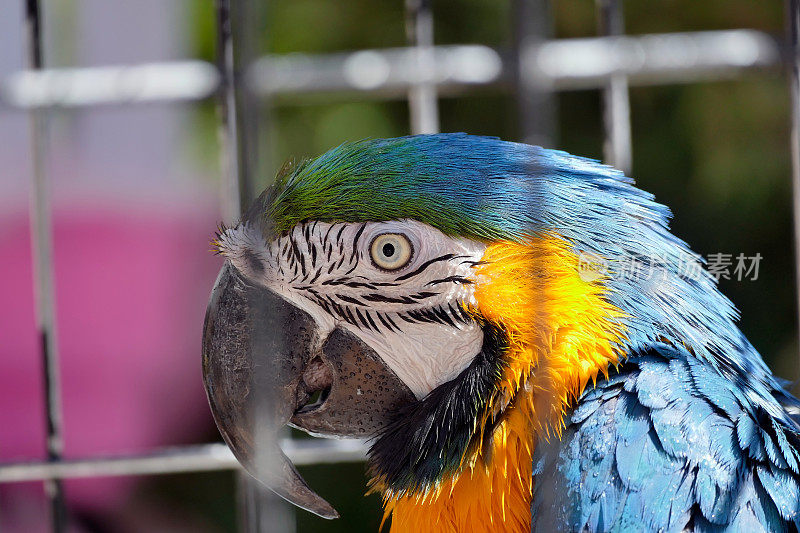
[172,1,800,530]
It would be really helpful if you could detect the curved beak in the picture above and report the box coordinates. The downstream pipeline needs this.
[202,262,415,519]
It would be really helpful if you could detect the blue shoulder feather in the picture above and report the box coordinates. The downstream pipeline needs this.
[532,344,800,532]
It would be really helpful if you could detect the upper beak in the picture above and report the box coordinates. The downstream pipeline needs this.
[202,262,415,519]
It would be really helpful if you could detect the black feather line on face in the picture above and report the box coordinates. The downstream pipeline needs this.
[375,311,397,333]
[365,310,380,331]
[398,313,417,324]
[426,276,473,287]
[308,267,323,284]
[351,223,367,264]
[366,318,509,495]
[337,293,365,306]
[395,253,456,282]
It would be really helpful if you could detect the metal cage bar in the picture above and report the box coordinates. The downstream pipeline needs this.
[216,0,243,225]
[597,0,632,173]
[214,1,252,530]
[215,0,262,223]
[405,0,440,134]
[515,0,556,147]
[0,441,367,484]
[788,0,800,380]
[2,32,784,110]
[23,0,66,531]
[214,2,292,531]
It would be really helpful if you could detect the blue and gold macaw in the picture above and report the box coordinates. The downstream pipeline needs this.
[202,133,800,532]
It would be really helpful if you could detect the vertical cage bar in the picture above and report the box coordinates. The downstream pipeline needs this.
[215,1,291,531]
[23,0,67,531]
[215,3,251,531]
[216,0,242,225]
[405,0,439,134]
[597,0,632,173]
[788,0,800,379]
[238,474,295,533]
[514,0,556,147]
[215,0,261,223]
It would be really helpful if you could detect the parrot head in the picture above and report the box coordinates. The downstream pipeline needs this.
[202,133,744,529]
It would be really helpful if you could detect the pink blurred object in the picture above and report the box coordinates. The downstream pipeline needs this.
[0,196,223,518]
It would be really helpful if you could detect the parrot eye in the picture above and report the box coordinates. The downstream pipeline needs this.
[369,233,413,271]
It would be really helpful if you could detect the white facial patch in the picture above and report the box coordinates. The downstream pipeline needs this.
[217,219,487,398]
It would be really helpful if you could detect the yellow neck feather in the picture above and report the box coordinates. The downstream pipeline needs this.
[382,237,627,533]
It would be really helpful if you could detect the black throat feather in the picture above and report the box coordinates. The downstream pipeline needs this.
[366,318,510,495]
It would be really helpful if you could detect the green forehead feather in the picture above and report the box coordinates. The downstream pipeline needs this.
[259,134,538,242]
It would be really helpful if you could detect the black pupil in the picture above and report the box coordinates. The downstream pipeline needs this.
[382,242,396,258]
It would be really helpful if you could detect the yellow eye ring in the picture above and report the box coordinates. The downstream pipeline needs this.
[369,233,413,271]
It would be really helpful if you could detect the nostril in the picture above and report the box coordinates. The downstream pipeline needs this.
[297,387,331,413]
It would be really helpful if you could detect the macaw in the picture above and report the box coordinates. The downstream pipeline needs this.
[201,133,800,532]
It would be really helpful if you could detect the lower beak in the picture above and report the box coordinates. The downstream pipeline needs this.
[202,262,415,519]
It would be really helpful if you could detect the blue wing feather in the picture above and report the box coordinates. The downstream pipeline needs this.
[532,343,800,532]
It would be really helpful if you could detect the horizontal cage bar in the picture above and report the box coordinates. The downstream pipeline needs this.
[0,30,783,110]
[0,440,367,483]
